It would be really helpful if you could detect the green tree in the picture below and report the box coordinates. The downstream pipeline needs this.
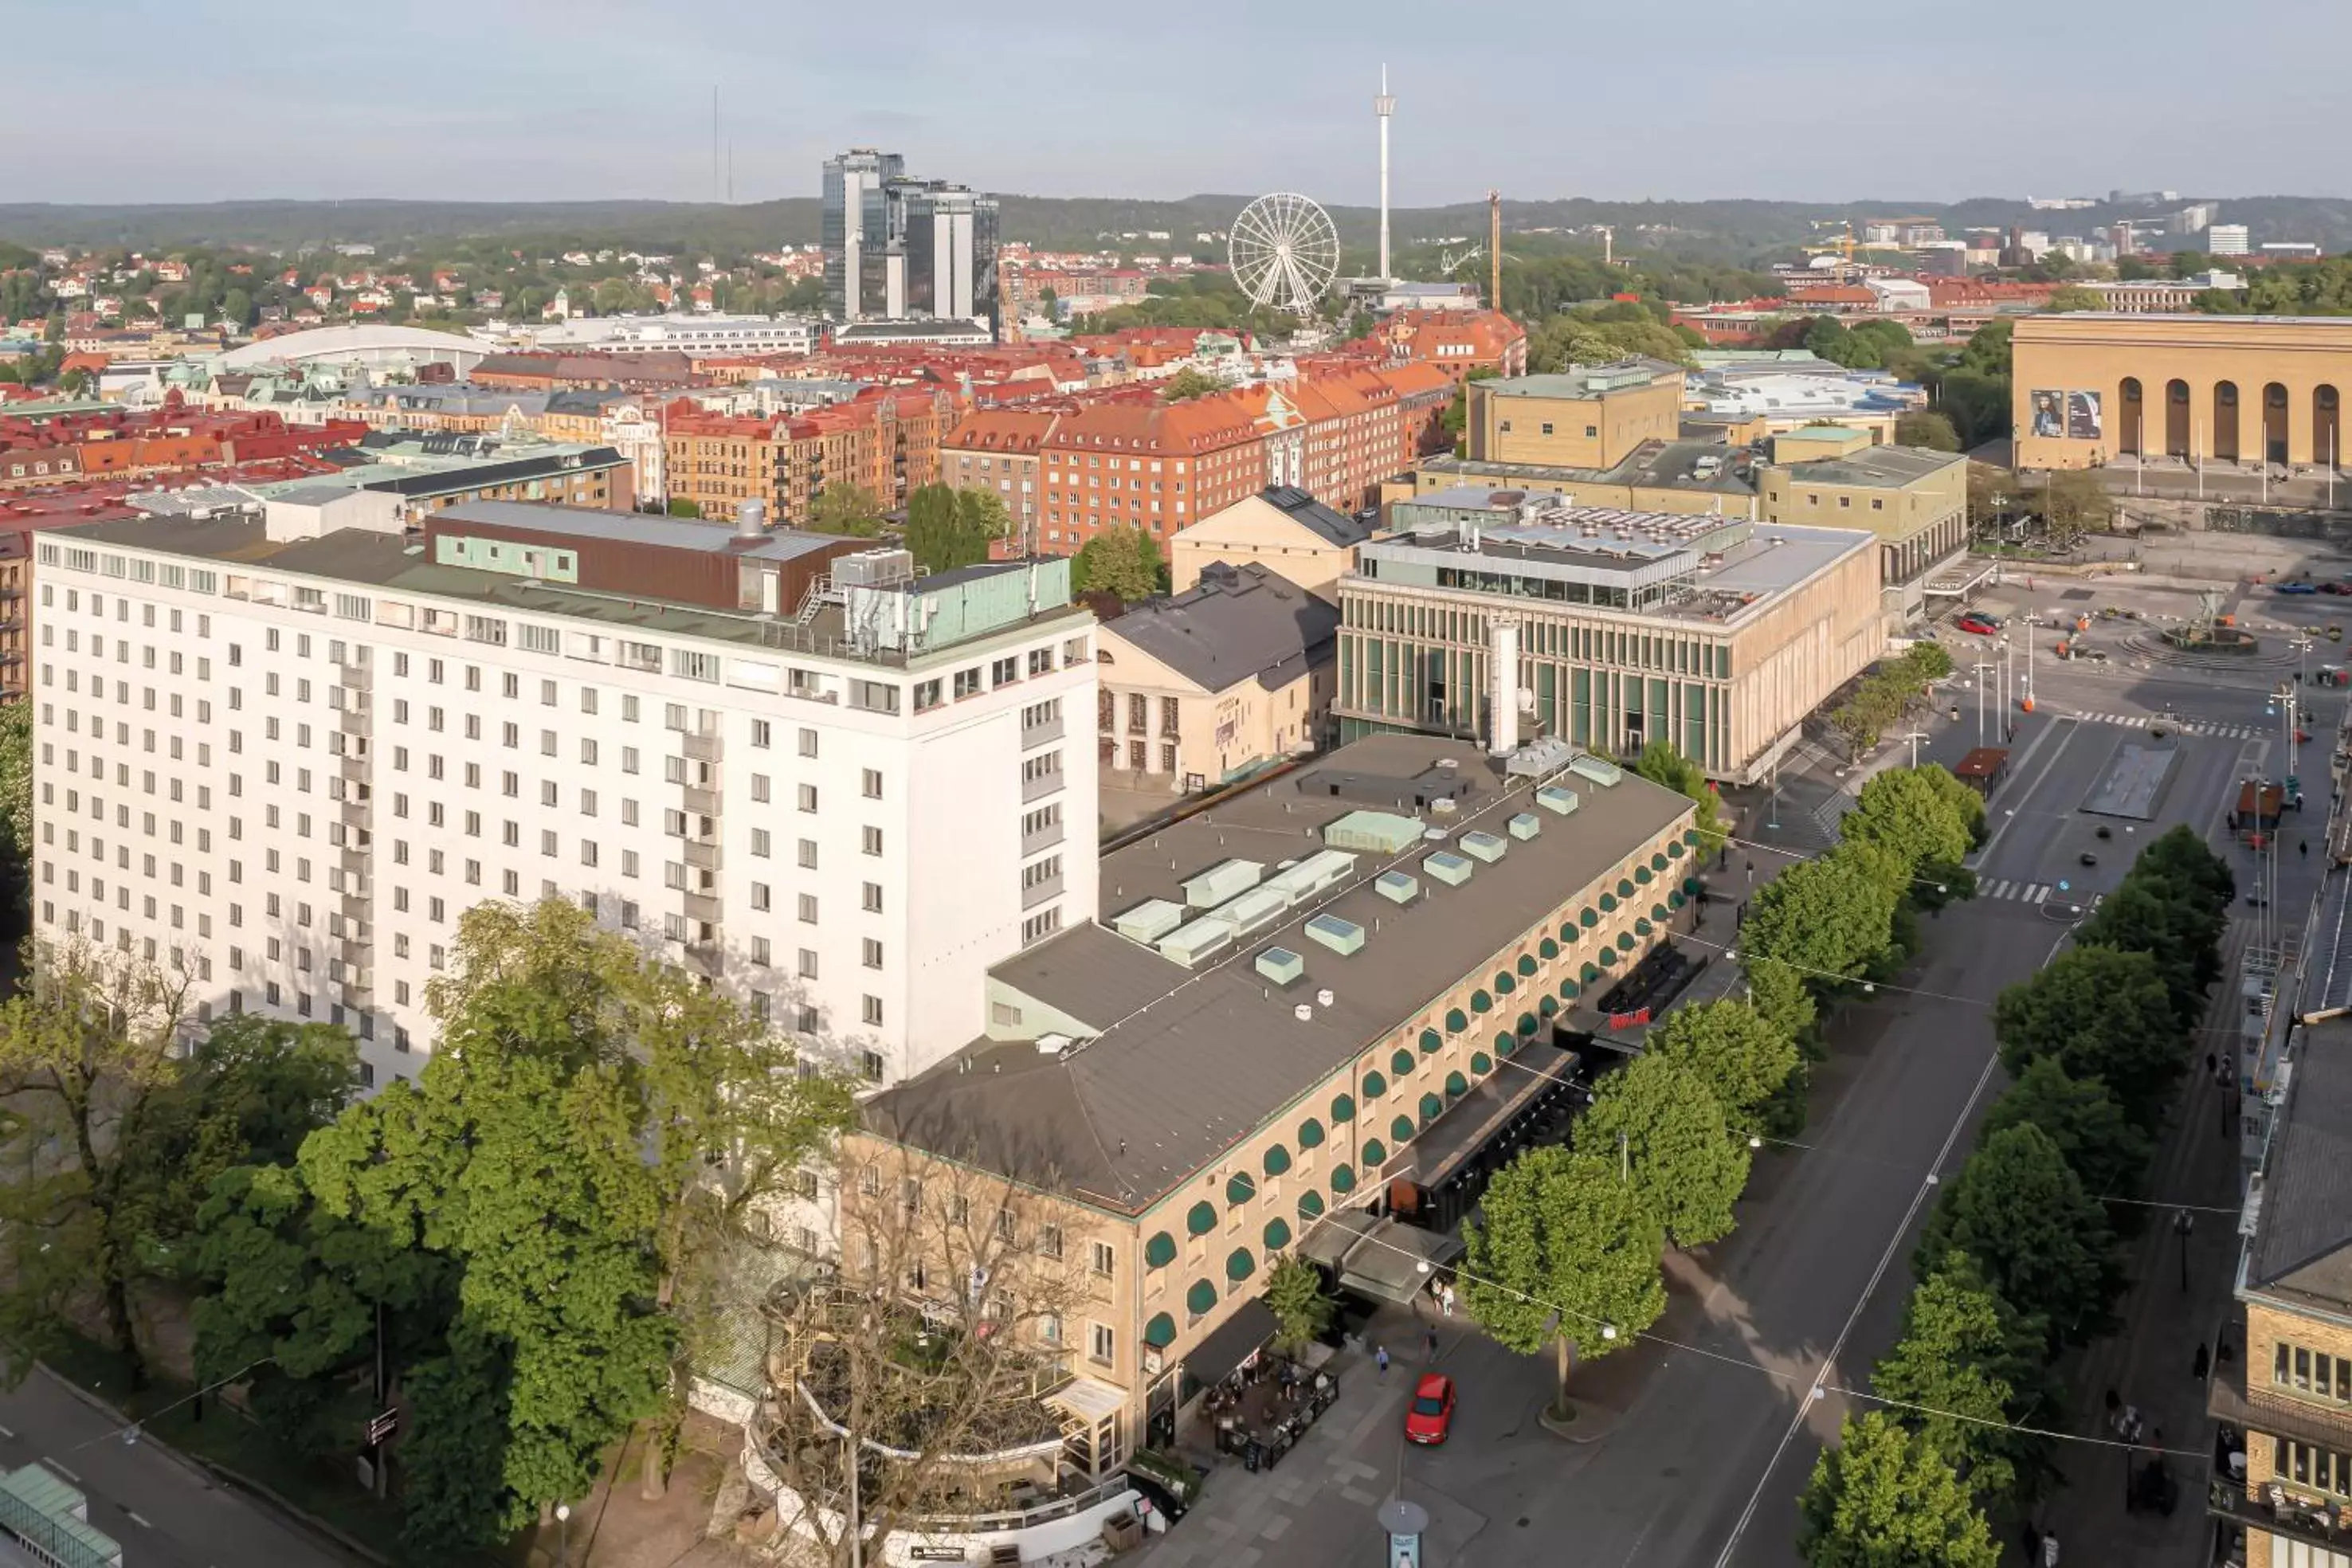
[1797,1412,2001,1568]
[1915,1124,2119,1348]
[0,700,29,911]
[1872,1253,2057,1507]
[1977,1056,2151,1214]
[955,487,1013,552]
[1645,999,1800,1133]
[1742,851,1903,994]
[808,481,884,537]
[1460,1146,1664,1421]
[2076,872,2226,1019]
[1842,766,1983,882]
[1893,411,1962,452]
[1742,957,1819,1046]
[218,287,254,327]
[1991,946,2182,1128]
[1158,367,1222,402]
[2039,468,2115,547]
[1575,1053,1748,1248]
[1263,1255,1335,1354]
[2133,823,2234,911]
[1957,319,2014,377]
[1441,366,1499,445]
[1070,526,1166,602]
[2044,284,2103,313]
[1630,741,1725,853]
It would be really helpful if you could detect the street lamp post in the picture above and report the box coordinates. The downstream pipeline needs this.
[1972,661,1995,748]
[1903,731,1928,769]
[555,1503,570,1568]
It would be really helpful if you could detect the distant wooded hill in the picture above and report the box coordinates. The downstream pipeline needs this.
[5,193,2350,265]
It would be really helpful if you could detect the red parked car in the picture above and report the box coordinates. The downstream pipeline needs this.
[1954,613,2001,635]
[1403,1373,1456,1445]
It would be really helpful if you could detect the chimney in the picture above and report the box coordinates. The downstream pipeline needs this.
[734,498,766,539]
[1489,617,1521,758]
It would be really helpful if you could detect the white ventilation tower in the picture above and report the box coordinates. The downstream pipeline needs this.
[1489,617,1520,757]
[1375,65,1396,284]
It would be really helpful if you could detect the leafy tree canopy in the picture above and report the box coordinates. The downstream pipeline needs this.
[1915,1124,2119,1350]
[1575,1053,1748,1248]
[1071,526,1166,602]
[1648,998,1802,1128]
[808,481,884,537]
[1632,741,1725,853]
[1872,1252,2058,1508]
[1460,1145,1664,1364]
[1797,1412,2001,1568]
[1894,410,1962,452]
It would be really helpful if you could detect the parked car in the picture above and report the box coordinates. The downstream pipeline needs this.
[2278,581,2320,595]
[2319,582,2352,596]
[1404,1374,1456,1445]
[1954,613,2001,635]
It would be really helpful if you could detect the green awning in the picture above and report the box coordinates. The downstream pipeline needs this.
[1653,903,1669,921]
[1362,1069,1387,1099]
[1517,954,1539,976]
[1539,937,1558,960]
[1144,1312,1177,1347]
[1652,852,1670,872]
[1444,1072,1468,1099]
[1263,1144,1292,1178]
[1516,1011,1538,1035]
[1264,1217,1292,1251]
[1635,866,1652,884]
[1331,1092,1356,1123]
[1227,1171,1256,1205]
[1668,840,1685,858]
[1226,1248,1255,1282]
[1391,1113,1416,1143]
[1668,892,1685,909]
[1146,1231,1178,1268]
[1419,1027,1442,1054]
[1581,908,1599,928]
[1597,949,1616,966]
[1683,876,1702,895]
[1617,932,1637,951]
[1561,978,1579,998]
[1390,1047,1415,1077]
[1495,972,1516,995]
[1421,1092,1445,1122]
[1561,922,1578,944]
[1499,1032,1521,1056]
[1188,1200,1217,1237]
[1599,893,1617,912]
[1331,1163,1356,1194]
[1470,1051,1492,1073]
[1188,1279,1217,1315]
[1471,990,1493,1013]
[1362,1138,1388,1166]
[1617,879,1636,899]
[1298,1189,1325,1219]
[1445,1007,1468,1033]
[1635,919,1653,936]
[1299,1117,1326,1150]
[1539,995,1558,1017]
[1685,828,1702,846]
[1581,962,1600,982]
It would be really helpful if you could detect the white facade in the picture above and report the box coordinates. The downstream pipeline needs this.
[2209,224,2252,257]
[28,532,1098,1092]
[518,314,821,358]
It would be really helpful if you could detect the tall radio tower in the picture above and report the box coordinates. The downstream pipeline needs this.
[1374,65,1396,284]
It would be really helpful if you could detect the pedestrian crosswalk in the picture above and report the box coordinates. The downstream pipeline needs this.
[1980,879,2107,909]
[2070,711,2269,740]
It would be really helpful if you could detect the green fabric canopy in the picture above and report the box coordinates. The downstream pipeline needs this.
[1617,878,1636,898]
[1262,1144,1292,1178]
[1668,892,1685,910]
[1226,1171,1256,1205]
[1539,937,1558,960]
[1654,903,1670,920]
[1495,972,1516,995]
[1471,1051,1492,1072]
[1145,1231,1177,1268]
[1390,1047,1416,1076]
[1539,995,1558,1017]
[1471,990,1493,1013]
[1421,1092,1445,1122]
[1635,919,1653,936]
[1145,1312,1177,1347]
[1298,1189,1325,1219]
[1597,949,1616,966]
[1635,866,1652,884]
[1419,1027,1443,1054]
[1499,1031,1521,1056]
[1599,892,1617,912]
[1652,852,1670,871]
[1668,840,1685,858]
[1362,1138,1388,1166]
[1561,978,1579,998]
[1391,1113,1416,1143]
[1444,1071,1468,1099]
[1331,1163,1356,1194]
[1188,1279,1217,1315]
[1331,1092,1356,1123]
[1187,1200,1217,1236]
[1683,876,1702,895]
[1581,908,1599,928]
[1226,1248,1255,1282]
[1445,1007,1469,1033]
[1581,962,1600,982]
[1617,932,1637,951]
[1516,1011,1538,1036]
[1685,828,1703,846]
[1362,1068,1387,1099]
[1264,1217,1292,1251]
[1299,1117,1326,1150]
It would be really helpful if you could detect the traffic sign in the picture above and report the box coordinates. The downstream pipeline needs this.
[367,1409,398,1445]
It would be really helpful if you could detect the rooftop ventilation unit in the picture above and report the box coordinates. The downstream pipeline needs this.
[1256,947,1307,987]
[1508,812,1543,841]
[1567,755,1625,788]
[1211,886,1292,939]
[1158,918,1236,968]
[1424,850,1475,888]
[833,547,916,588]
[1034,1032,1075,1056]
[1111,898,1186,944]
[1374,870,1421,906]
[1430,797,1460,816]
[1459,830,1508,863]
[1322,809,1426,855]
[1303,913,1367,957]
[1264,848,1358,904]
[1182,857,1264,910]
[1536,785,1582,817]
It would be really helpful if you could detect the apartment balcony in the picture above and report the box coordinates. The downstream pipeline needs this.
[1021,714,1064,751]
[1021,770,1063,804]
[340,978,372,1009]
[1021,873,1064,911]
[339,753,370,783]
[339,799,371,832]
[682,891,723,925]
[2209,1352,2352,1456]
[681,785,722,817]
[2208,1465,2352,1557]
[337,700,369,733]
[681,731,723,765]
[682,837,723,872]
[342,891,370,923]
[1021,821,1064,860]
[683,940,723,978]
[339,848,369,880]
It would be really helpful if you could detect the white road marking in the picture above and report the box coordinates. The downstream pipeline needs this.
[2033,885,2052,904]
[44,1458,78,1483]
[126,1511,152,1529]
[0,1424,15,1439]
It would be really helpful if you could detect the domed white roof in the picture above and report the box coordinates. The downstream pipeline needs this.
[217,323,487,371]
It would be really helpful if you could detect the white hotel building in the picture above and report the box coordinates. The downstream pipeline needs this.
[28,501,1098,1091]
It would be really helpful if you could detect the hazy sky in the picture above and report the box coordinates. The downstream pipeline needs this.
[4,0,2346,207]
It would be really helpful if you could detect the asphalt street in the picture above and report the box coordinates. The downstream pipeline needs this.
[0,1368,350,1568]
[1174,570,2338,1568]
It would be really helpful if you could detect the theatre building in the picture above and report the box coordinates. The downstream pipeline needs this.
[2012,314,2352,471]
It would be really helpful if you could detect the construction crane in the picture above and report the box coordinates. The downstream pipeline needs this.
[1439,242,1483,275]
[1801,219,1859,265]
[1488,189,1502,311]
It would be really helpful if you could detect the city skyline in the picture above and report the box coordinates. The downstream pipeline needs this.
[2,0,2346,208]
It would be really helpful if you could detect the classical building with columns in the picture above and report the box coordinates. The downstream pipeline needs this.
[2013,313,2352,471]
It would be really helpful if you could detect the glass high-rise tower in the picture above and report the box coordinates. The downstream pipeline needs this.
[821,151,998,332]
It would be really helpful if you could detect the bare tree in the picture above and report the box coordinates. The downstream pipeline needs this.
[0,935,197,1386]
[747,1147,1103,1567]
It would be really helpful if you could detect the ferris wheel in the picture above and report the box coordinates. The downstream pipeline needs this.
[1229,193,1340,317]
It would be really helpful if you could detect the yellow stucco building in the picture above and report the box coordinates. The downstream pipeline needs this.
[1467,362,1686,470]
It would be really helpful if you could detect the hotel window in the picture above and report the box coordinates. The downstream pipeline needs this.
[2277,1343,2352,1403]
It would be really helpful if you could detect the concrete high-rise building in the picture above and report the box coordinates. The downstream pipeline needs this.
[1374,65,1395,284]
[2209,223,2251,256]
[27,500,1097,1090]
[822,148,904,322]
[821,151,998,331]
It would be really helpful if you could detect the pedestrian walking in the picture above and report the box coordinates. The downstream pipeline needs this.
[2208,1052,2219,1080]
[1440,1283,1456,1318]
[2021,1524,2040,1565]
[1425,1326,1439,1362]
[1375,1344,1390,1375]
[2193,1343,2211,1381]
[2042,1530,2060,1566]
[2303,839,2311,859]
